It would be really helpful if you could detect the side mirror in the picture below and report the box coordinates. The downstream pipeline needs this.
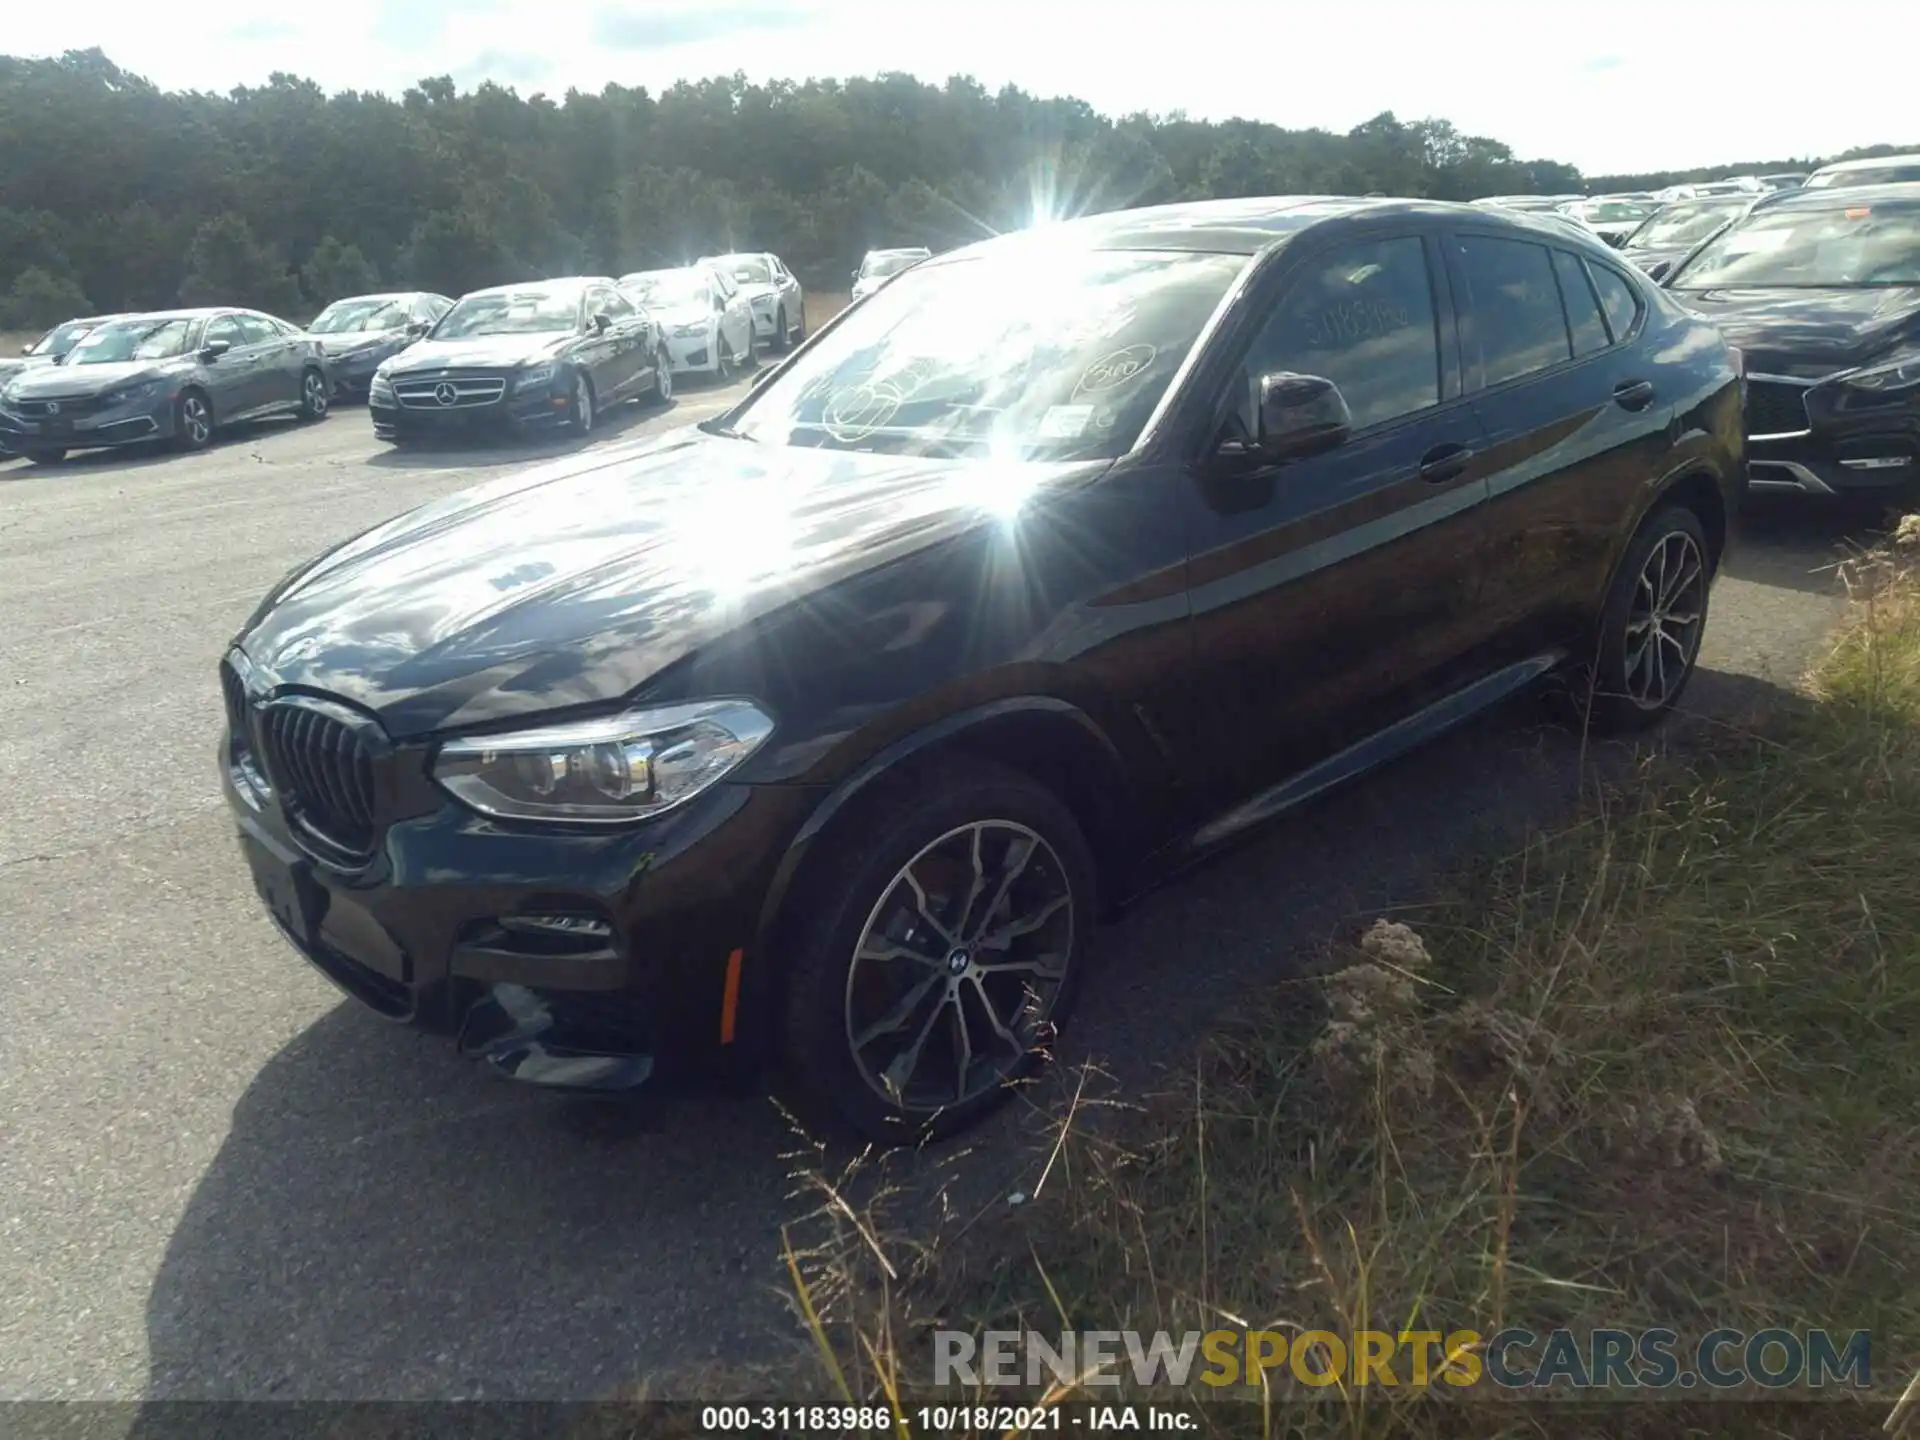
[1605,233,1627,249]
[852,269,861,283]
[592,312,612,333]
[1645,260,1673,283]
[1219,372,1352,467]
[200,339,232,362]
[405,320,429,338]
[18,344,30,356]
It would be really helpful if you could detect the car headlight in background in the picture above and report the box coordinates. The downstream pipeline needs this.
[431,699,775,823]
[1840,354,1920,394]
[673,321,710,339]
[101,378,166,407]
[512,361,557,391]
[751,295,775,310]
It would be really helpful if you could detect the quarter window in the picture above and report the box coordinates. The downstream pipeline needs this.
[1551,250,1609,357]
[1237,235,1441,434]
[1454,235,1573,386]
[1587,263,1643,343]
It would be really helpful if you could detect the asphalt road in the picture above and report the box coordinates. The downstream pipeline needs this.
[0,391,1873,1402]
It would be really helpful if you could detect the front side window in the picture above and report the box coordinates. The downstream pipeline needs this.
[1236,235,1441,433]
[203,316,244,350]
[65,317,200,364]
[234,314,280,345]
[434,288,583,337]
[1455,235,1574,387]
[728,245,1250,461]
[1671,203,1920,288]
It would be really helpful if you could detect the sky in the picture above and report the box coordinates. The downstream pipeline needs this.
[8,0,1915,177]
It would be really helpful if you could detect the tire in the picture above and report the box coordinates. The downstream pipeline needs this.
[774,307,789,354]
[792,304,806,345]
[651,344,673,404]
[297,367,329,422]
[24,447,67,466]
[778,760,1097,1145]
[173,390,214,452]
[569,371,595,435]
[715,334,734,384]
[1558,503,1713,734]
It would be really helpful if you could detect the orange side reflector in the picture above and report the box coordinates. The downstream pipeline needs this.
[719,948,745,1044]
[1845,207,1872,219]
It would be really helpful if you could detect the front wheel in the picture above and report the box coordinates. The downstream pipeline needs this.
[173,390,214,451]
[774,307,790,353]
[652,344,673,404]
[24,447,67,466]
[1561,504,1713,733]
[298,368,329,422]
[569,372,595,435]
[779,761,1096,1144]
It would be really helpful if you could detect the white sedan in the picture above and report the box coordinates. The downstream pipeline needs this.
[697,252,806,352]
[617,265,757,380]
[850,247,932,303]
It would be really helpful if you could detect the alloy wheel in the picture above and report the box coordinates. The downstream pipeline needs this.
[843,820,1074,1113]
[181,395,211,446]
[573,374,593,432]
[1622,529,1706,709]
[303,371,329,418]
[656,347,673,403]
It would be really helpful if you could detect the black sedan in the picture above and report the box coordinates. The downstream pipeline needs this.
[368,277,670,445]
[1666,182,1920,500]
[306,291,454,398]
[1618,195,1758,281]
[222,196,1742,1142]
[0,308,331,464]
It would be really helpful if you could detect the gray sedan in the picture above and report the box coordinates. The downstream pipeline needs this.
[0,307,331,464]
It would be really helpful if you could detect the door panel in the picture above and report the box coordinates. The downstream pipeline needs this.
[239,314,299,406]
[200,315,264,417]
[1446,232,1675,661]
[1180,231,1496,810]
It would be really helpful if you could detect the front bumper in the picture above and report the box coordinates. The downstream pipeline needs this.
[1744,378,1920,497]
[221,728,820,1090]
[324,349,391,397]
[369,383,572,441]
[664,330,722,374]
[0,391,175,452]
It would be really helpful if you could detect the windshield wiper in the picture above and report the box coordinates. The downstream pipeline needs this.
[698,417,752,440]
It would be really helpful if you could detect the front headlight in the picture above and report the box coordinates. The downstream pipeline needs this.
[513,361,558,391]
[432,698,774,823]
[1841,354,1920,393]
[101,379,165,407]
[751,294,775,310]
[673,321,710,338]
[369,372,395,400]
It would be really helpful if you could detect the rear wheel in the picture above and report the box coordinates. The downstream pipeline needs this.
[298,368,329,421]
[173,390,214,451]
[778,761,1096,1144]
[1559,504,1712,734]
[24,447,67,466]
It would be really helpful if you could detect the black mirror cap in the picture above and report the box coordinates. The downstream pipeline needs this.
[593,312,613,332]
[1256,371,1352,461]
[1646,259,1674,283]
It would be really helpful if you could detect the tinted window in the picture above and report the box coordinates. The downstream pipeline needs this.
[1588,264,1642,342]
[1455,235,1573,386]
[1551,250,1609,357]
[234,315,280,344]
[1238,235,1440,433]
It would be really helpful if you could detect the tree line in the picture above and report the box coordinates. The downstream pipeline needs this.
[0,48,1909,332]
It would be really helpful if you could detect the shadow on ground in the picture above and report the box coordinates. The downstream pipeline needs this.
[133,647,1813,1403]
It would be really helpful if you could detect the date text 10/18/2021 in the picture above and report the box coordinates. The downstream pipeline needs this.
[699,1405,1193,1431]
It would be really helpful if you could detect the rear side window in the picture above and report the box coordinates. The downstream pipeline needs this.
[1454,235,1573,386]
[1237,235,1441,433]
[1587,263,1643,343]
[1550,250,1609,357]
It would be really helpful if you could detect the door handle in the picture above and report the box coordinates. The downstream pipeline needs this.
[1613,378,1656,411]
[1418,443,1475,484]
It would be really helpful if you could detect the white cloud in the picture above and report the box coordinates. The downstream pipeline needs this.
[6,0,1914,174]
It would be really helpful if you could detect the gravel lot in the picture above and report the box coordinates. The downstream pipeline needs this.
[0,388,1869,1401]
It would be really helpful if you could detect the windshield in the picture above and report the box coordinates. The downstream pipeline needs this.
[65,317,198,364]
[1580,201,1656,223]
[27,319,98,356]
[720,257,772,285]
[1626,200,1748,249]
[728,246,1249,462]
[622,271,712,309]
[310,298,407,333]
[1806,163,1920,190]
[1672,203,1920,289]
[860,253,922,280]
[434,289,580,337]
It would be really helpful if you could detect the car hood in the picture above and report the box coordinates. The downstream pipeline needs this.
[5,362,169,397]
[313,329,405,355]
[1623,244,1698,275]
[733,281,780,302]
[0,354,56,380]
[237,430,1104,738]
[387,333,571,374]
[656,305,715,330]
[1669,285,1920,376]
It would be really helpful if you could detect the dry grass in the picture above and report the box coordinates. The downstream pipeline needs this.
[804,292,850,336]
[746,517,1920,1436]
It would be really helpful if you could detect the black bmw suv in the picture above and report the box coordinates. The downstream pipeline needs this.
[222,196,1744,1142]
[1664,182,1920,501]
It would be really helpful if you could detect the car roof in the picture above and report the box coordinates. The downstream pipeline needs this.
[937,195,1587,261]
[1810,152,1920,176]
[1747,180,1920,211]
[463,279,595,298]
[318,291,424,304]
[86,308,232,324]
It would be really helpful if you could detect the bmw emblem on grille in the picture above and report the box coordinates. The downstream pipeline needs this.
[45,401,60,415]
[434,382,458,406]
